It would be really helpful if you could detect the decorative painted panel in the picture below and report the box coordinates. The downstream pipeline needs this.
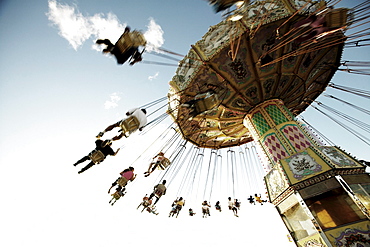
[263,133,289,163]
[326,221,370,247]
[317,146,363,168]
[281,147,333,184]
[285,150,322,181]
[264,166,290,202]
[251,112,270,136]
[281,124,312,153]
[265,104,288,125]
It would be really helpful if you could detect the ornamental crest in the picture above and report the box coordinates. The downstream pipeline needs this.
[287,151,322,180]
[319,147,357,167]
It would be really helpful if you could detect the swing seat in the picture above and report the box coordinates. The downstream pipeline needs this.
[157,158,171,170]
[154,189,164,197]
[89,150,105,164]
[112,192,121,200]
[325,8,348,28]
[194,93,219,114]
[202,208,210,214]
[119,116,140,136]
[115,31,146,54]
[117,177,129,187]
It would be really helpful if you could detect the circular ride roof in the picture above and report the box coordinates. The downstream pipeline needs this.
[168,1,347,149]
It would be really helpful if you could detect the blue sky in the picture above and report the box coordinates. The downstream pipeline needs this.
[0,1,369,246]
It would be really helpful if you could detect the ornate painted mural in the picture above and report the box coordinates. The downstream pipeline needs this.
[332,225,370,247]
[285,150,322,181]
[317,146,363,168]
[265,165,290,202]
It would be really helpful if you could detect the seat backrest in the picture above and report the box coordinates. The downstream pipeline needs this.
[115,33,132,54]
[115,31,146,54]
[117,177,129,187]
[194,93,219,113]
[325,8,348,28]
[158,158,171,170]
[113,192,121,200]
[89,150,105,164]
[119,116,140,134]
[154,188,164,197]
[129,31,147,46]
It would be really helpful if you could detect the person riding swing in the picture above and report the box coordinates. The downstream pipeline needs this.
[169,197,185,218]
[137,194,153,212]
[254,193,267,205]
[202,200,211,218]
[109,186,126,206]
[107,167,136,194]
[95,26,146,65]
[189,208,196,216]
[97,108,147,141]
[181,84,219,118]
[144,152,171,177]
[73,139,120,174]
[215,201,222,212]
[148,180,167,205]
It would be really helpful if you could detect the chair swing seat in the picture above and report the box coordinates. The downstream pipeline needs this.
[119,116,140,136]
[113,31,146,65]
[112,192,123,200]
[157,158,171,170]
[154,189,164,197]
[117,177,129,187]
[89,150,105,164]
[115,31,146,54]
[325,8,348,28]
[194,93,219,114]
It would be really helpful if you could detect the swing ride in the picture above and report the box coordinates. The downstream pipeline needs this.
[162,1,370,246]
[72,0,370,245]
[168,0,350,149]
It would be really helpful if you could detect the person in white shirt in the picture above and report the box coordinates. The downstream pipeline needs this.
[96,108,147,141]
[228,197,238,217]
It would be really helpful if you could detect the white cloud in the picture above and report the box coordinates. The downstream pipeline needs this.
[46,0,126,50]
[148,72,159,81]
[47,1,165,52]
[47,0,90,50]
[104,92,121,109]
[143,18,165,52]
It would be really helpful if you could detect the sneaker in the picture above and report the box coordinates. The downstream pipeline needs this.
[96,132,104,138]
